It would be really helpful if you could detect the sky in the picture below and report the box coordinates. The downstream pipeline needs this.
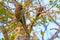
[0,0,60,40]
[31,0,60,40]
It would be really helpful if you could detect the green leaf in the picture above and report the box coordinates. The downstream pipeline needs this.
[33,18,36,25]
[54,15,56,19]
[24,2,30,8]
[29,29,33,33]
[6,28,10,32]
[1,38,4,40]
[0,1,4,5]
[0,8,6,13]
[48,16,52,22]
[10,22,21,30]
[29,18,36,25]
[58,11,60,14]
[11,23,17,29]
[49,0,53,5]
[56,5,60,10]
[10,34,15,40]
[42,17,46,23]
[0,8,6,18]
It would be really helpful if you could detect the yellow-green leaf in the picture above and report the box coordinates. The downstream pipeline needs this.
[40,31,44,37]
[0,1,4,5]
[42,17,46,23]
[24,2,30,8]
[48,16,52,22]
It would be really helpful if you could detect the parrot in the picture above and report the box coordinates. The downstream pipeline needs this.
[35,6,46,19]
[15,4,24,23]
[15,4,30,36]
[36,6,44,17]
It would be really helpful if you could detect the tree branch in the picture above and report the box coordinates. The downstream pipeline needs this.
[2,26,11,40]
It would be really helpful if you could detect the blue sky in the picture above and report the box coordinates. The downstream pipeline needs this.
[0,32,4,39]
[31,0,60,40]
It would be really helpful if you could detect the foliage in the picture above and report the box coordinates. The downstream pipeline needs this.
[0,0,60,40]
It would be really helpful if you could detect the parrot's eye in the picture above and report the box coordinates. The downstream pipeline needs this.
[20,5,23,10]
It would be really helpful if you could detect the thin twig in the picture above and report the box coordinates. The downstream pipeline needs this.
[38,0,42,6]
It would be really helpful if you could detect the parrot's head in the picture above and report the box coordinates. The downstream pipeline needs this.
[19,4,23,10]
[16,4,23,11]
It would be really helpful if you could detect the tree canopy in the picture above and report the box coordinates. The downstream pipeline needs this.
[0,0,60,40]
